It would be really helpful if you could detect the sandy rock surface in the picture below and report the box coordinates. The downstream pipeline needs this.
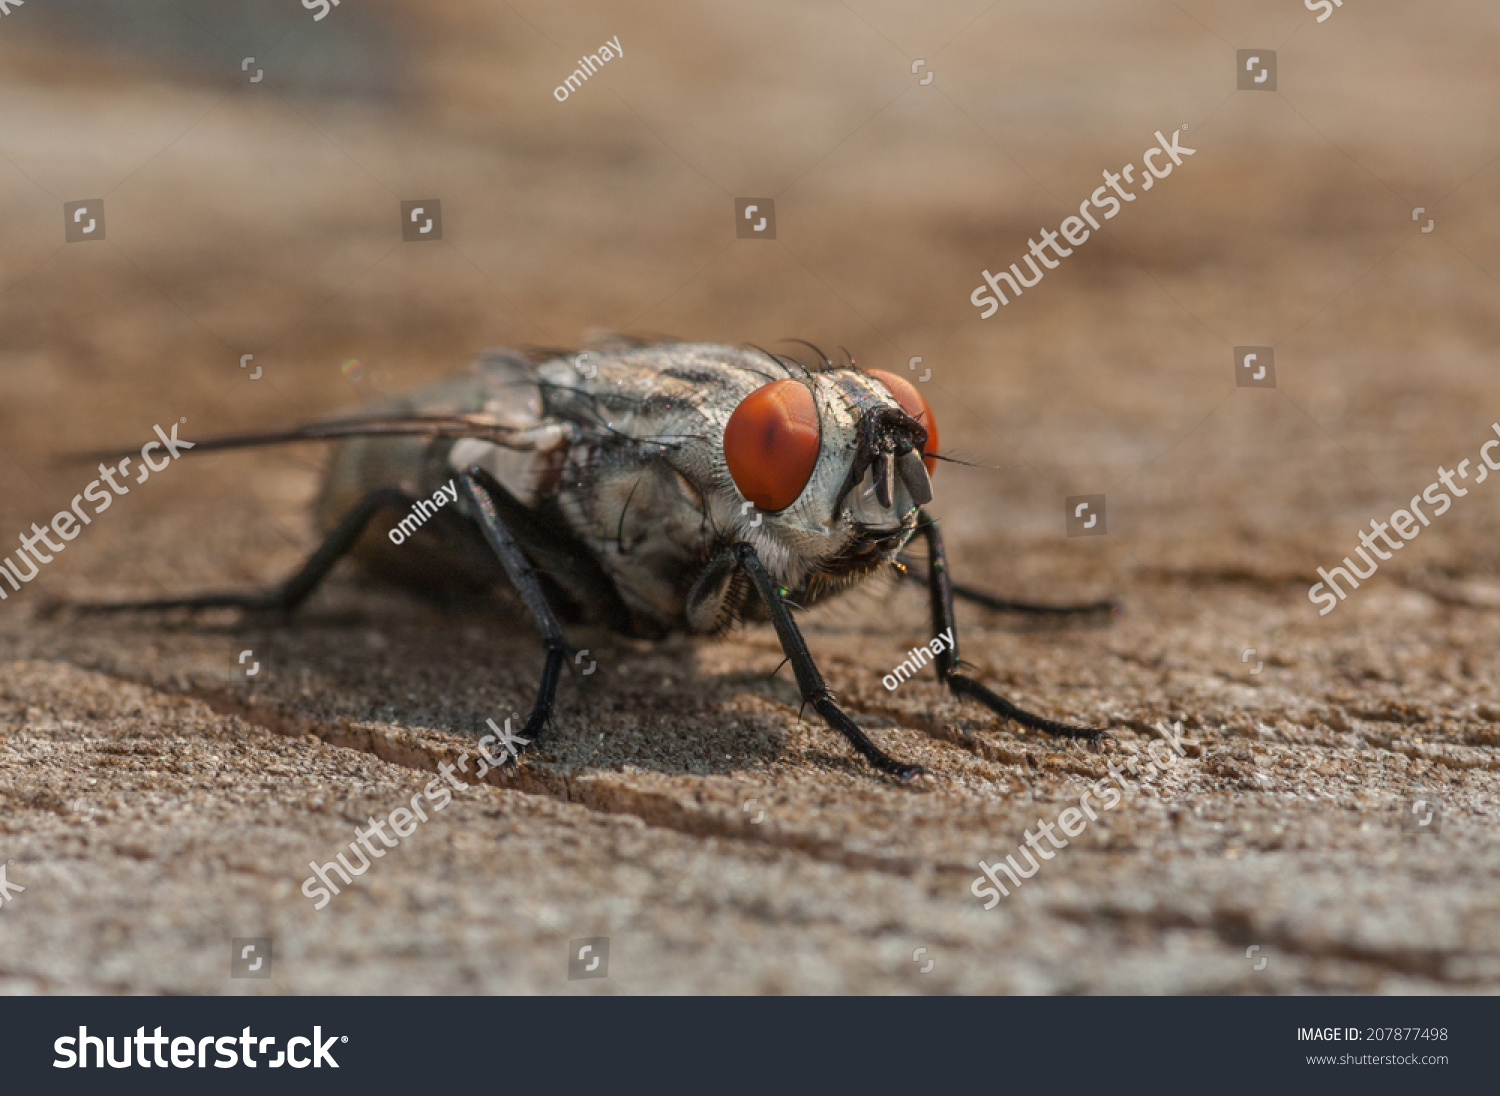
[0,0,1497,993]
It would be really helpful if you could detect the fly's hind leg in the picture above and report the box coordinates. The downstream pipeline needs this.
[896,557,1116,617]
[456,467,574,750]
[62,486,418,616]
[917,511,1110,745]
[733,543,925,779]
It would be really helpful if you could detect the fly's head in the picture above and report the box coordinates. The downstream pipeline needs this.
[719,367,939,584]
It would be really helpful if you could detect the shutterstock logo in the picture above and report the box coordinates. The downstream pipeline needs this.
[1400,797,1442,835]
[1235,346,1276,388]
[55,1027,345,1069]
[400,199,442,241]
[1066,495,1107,538]
[64,199,105,242]
[231,937,271,978]
[735,197,775,239]
[568,937,609,980]
[1237,50,1276,90]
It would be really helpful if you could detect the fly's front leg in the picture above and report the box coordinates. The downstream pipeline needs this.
[734,543,925,779]
[919,511,1109,744]
[457,467,573,750]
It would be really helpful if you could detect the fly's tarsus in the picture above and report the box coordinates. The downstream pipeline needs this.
[946,673,1110,746]
[916,509,1114,753]
[811,695,927,779]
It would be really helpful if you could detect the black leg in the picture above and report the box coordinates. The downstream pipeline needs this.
[947,582,1115,617]
[918,511,1108,743]
[457,467,574,745]
[63,486,417,615]
[897,557,1116,617]
[735,543,924,779]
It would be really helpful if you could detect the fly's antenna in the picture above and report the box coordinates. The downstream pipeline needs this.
[839,346,857,368]
[780,339,833,371]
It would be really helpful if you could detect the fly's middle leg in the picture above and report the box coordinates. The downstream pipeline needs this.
[895,556,1116,618]
[456,466,576,749]
[918,510,1110,745]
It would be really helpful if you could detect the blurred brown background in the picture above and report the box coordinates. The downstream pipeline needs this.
[0,0,1496,994]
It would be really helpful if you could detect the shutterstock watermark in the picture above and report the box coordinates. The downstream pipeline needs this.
[1308,422,1500,615]
[1305,0,1346,23]
[301,717,528,909]
[970,127,1197,316]
[0,421,193,602]
[970,720,1193,909]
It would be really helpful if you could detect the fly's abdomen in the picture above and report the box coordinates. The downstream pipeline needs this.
[312,353,547,593]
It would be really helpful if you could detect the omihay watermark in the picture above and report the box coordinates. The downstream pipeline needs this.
[553,35,622,102]
[882,628,954,691]
[386,478,458,546]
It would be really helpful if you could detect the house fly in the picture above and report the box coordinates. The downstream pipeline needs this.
[73,339,1114,778]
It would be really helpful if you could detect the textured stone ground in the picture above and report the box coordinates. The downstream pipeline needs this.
[0,0,1497,993]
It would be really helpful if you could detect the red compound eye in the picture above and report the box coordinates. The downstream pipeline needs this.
[723,380,821,511]
[866,369,939,476]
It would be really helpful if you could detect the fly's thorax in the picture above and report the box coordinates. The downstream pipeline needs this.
[529,343,778,508]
